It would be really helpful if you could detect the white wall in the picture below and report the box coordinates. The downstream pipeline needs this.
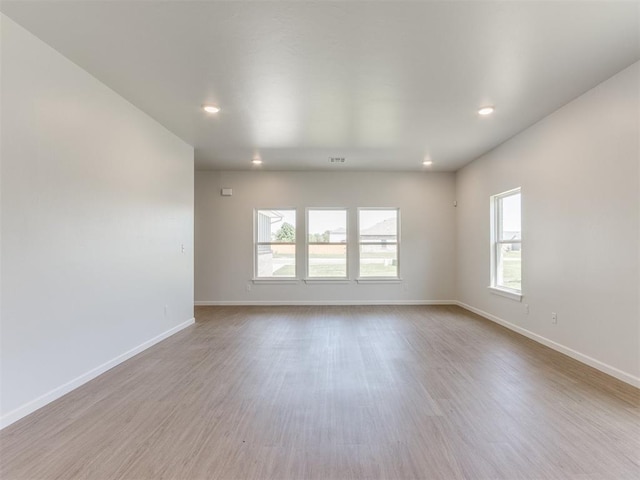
[195,170,456,304]
[456,62,640,386]
[0,16,195,427]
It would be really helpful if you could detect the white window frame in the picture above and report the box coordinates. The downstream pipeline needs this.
[305,208,349,281]
[357,207,401,281]
[253,208,298,281]
[489,188,522,301]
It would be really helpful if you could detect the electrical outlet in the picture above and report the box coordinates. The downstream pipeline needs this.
[524,304,530,315]
[551,312,557,324]
[164,305,168,317]
[246,282,252,292]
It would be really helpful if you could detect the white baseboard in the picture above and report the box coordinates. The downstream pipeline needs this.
[0,317,195,430]
[455,301,640,389]
[195,300,457,306]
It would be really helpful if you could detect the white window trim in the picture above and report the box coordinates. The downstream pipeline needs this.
[252,279,299,285]
[254,208,298,280]
[304,279,352,285]
[488,286,522,302]
[489,188,522,301]
[305,207,349,281]
[357,207,401,280]
[356,278,403,284]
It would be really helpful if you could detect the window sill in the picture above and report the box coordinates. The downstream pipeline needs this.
[488,286,522,302]
[304,279,351,285]
[252,279,299,285]
[356,278,403,284]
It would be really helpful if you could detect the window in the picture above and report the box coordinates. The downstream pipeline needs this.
[358,208,400,278]
[307,209,348,278]
[491,188,522,296]
[253,207,402,282]
[255,209,296,278]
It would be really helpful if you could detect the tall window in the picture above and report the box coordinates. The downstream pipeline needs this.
[358,208,400,278]
[491,188,522,294]
[255,209,296,278]
[307,209,348,278]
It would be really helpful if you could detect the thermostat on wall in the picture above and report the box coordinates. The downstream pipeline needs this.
[221,188,233,196]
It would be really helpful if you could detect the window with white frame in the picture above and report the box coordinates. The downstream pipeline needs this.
[491,188,522,293]
[255,209,296,278]
[358,208,400,278]
[307,209,348,278]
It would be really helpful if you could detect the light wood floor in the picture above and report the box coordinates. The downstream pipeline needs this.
[1,306,638,480]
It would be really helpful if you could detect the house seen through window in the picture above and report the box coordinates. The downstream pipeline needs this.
[255,209,296,278]
[358,209,400,278]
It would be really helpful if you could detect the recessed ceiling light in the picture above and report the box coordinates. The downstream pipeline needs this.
[422,161,433,166]
[478,106,495,116]
[203,105,220,114]
[252,159,263,165]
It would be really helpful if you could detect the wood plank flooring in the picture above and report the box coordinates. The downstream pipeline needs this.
[1,305,638,479]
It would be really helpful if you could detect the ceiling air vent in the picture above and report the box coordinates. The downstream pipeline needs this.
[329,157,346,164]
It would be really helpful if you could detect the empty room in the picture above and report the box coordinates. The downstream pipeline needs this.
[1,1,639,479]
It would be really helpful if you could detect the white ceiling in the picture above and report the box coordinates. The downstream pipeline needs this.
[2,1,639,171]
